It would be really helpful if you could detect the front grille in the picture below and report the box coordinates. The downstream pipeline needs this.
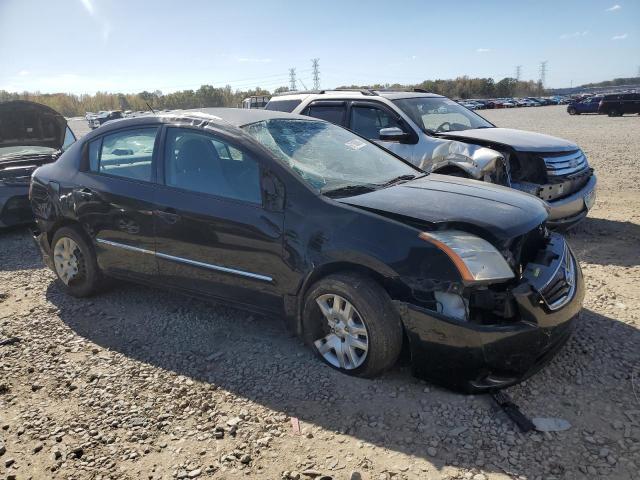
[540,150,587,177]
[538,243,576,311]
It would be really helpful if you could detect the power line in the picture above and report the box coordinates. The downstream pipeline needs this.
[312,58,320,90]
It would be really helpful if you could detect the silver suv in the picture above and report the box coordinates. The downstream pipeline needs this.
[265,89,597,228]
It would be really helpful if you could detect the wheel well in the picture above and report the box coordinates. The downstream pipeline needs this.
[296,262,407,332]
[46,219,83,246]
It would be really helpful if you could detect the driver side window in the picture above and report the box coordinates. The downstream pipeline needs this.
[164,128,261,205]
[349,105,404,140]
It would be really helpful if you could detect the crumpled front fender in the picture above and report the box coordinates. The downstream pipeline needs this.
[429,140,504,180]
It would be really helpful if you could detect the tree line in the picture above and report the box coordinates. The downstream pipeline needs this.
[0,76,546,117]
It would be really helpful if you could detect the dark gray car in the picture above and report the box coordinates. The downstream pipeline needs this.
[0,100,75,228]
[267,90,597,228]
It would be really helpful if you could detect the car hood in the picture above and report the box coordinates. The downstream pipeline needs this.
[439,127,578,153]
[0,100,68,151]
[337,174,549,241]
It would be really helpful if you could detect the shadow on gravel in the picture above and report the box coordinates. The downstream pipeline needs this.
[0,226,43,271]
[45,275,640,476]
[566,216,640,267]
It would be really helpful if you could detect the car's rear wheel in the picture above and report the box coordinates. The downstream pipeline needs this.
[302,273,403,377]
[608,109,621,117]
[52,226,102,297]
[567,107,576,115]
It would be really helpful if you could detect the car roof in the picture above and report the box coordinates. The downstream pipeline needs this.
[179,107,312,126]
[268,90,444,102]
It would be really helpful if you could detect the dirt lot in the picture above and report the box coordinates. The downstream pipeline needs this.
[1,105,639,480]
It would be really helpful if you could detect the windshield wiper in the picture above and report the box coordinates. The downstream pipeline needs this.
[321,184,378,198]
[378,173,425,187]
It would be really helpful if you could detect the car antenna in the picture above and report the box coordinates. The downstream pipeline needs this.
[145,101,156,114]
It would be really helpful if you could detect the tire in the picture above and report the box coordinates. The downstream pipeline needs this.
[568,107,576,115]
[608,109,621,117]
[51,225,103,297]
[302,273,403,378]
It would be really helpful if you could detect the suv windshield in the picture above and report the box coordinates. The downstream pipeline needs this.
[243,119,421,193]
[393,97,493,134]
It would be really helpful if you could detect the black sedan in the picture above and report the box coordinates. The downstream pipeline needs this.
[30,108,584,392]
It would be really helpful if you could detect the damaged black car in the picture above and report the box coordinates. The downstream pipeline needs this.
[0,100,76,228]
[30,109,584,392]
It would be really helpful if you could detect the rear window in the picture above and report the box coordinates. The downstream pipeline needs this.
[264,99,302,113]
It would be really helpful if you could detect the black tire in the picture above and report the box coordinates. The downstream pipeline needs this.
[567,107,576,115]
[608,109,621,117]
[302,273,403,378]
[51,225,103,297]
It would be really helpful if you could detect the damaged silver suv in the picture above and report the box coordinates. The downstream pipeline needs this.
[266,89,597,228]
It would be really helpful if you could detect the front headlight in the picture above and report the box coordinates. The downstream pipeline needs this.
[419,230,515,283]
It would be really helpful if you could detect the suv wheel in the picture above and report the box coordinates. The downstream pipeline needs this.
[302,273,403,377]
[52,226,103,297]
[608,109,621,117]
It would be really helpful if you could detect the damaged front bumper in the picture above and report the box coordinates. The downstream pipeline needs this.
[395,234,584,393]
[0,184,32,228]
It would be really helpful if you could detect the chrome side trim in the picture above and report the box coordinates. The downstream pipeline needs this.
[155,252,273,282]
[96,238,154,255]
[95,238,272,282]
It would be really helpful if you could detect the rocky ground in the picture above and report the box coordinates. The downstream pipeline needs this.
[0,106,639,480]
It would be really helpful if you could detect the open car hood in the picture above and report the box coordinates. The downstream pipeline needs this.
[0,100,68,150]
[337,174,549,241]
[439,127,578,153]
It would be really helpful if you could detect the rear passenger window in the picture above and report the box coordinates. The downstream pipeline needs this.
[305,104,347,126]
[89,127,158,181]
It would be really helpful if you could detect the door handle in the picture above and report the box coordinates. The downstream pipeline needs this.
[155,207,180,224]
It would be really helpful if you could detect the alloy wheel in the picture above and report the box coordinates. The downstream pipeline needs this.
[53,237,81,285]
[313,294,369,370]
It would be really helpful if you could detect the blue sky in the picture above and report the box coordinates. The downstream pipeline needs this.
[0,0,638,94]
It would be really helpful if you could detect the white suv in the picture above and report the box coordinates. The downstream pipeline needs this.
[265,89,597,228]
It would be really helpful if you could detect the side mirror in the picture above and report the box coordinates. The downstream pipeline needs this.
[379,127,409,142]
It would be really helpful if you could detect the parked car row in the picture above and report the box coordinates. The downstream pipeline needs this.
[1,95,590,393]
[456,96,570,110]
[567,92,640,116]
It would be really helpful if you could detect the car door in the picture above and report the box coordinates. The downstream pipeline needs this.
[74,125,160,281]
[302,101,348,126]
[347,101,417,162]
[153,126,286,312]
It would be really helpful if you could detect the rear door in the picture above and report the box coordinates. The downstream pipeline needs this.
[153,126,286,312]
[302,101,348,126]
[75,125,160,281]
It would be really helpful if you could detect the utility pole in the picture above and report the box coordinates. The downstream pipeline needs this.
[289,68,297,91]
[312,58,320,90]
[515,65,522,81]
[538,61,548,89]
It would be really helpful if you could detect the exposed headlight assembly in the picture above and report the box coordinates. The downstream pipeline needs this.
[419,230,515,283]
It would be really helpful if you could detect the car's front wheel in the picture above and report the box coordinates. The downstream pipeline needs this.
[303,273,403,378]
[51,226,103,297]
[608,109,622,117]
[568,107,576,115]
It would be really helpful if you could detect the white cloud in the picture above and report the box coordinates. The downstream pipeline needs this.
[476,48,491,53]
[18,70,29,76]
[612,33,628,40]
[560,31,589,39]
[79,0,95,15]
[606,4,621,11]
[236,57,272,63]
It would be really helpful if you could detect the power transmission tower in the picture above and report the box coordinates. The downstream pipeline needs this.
[515,65,522,81]
[312,58,320,90]
[637,65,640,77]
[538,61,548,88]
[289,68,297,91]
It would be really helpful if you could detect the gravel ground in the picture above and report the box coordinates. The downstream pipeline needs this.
[1,106,639,480]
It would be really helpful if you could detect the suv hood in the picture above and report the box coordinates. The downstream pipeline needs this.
[439,127,578,153]
[337,174,548,241]
[0,101,68,151]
